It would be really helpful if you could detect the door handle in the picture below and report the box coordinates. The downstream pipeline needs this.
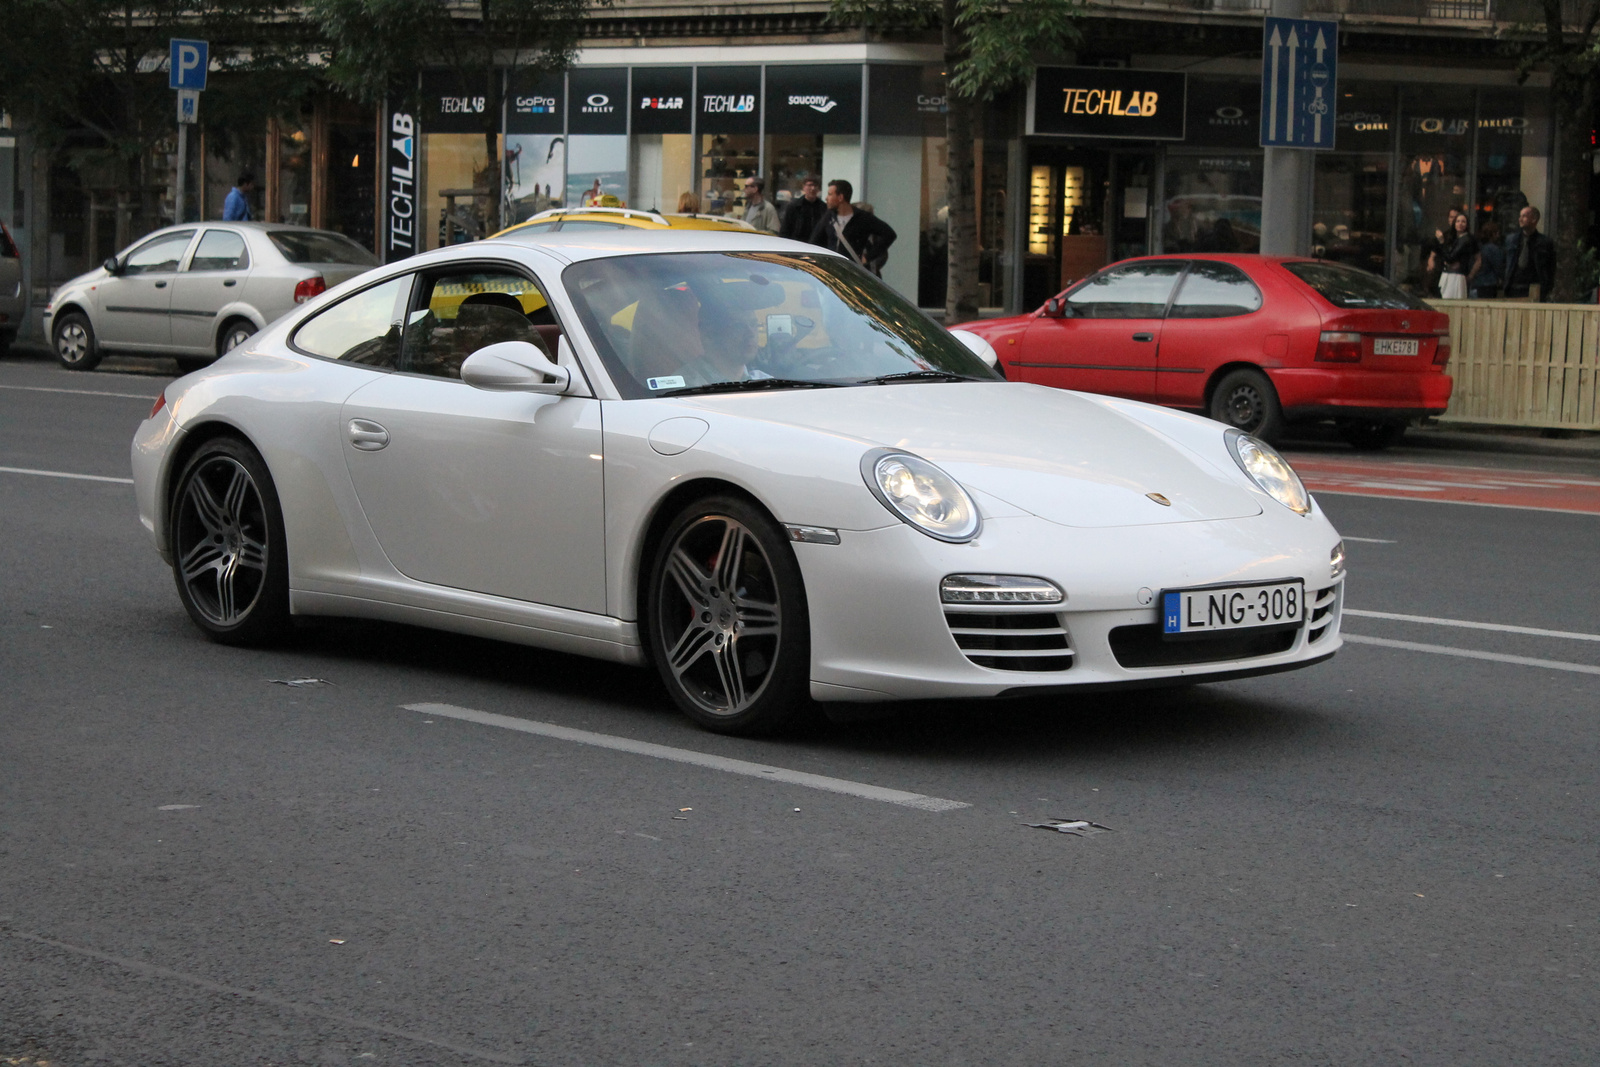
[1132,332,1154,342]
[154,281,168,288]
[223,279,237,287]
[347,419,390,451]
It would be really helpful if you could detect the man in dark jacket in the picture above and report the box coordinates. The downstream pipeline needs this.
[807,179,896,272]
[1502,205,1556,301]
[779,177,826,243]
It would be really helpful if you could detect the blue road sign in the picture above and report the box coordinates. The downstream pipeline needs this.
[169,39,209,92]
[1259,17,1336,149]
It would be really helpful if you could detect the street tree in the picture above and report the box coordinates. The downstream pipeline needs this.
[1515,0,1599,301]
[831,0,1084,323]
[0,0,313,249]
[308,0,596,233]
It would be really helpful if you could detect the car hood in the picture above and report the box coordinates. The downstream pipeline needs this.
[676,382,1263,528]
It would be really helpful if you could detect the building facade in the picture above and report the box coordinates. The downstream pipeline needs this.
[2,0,1587,341]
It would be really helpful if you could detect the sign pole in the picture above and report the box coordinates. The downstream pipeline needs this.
[175,121,187,224]
[1260,0,1306,255]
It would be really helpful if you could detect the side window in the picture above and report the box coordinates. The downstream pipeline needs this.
[1065,261,1186,319]
[122,230,196,275]
[400,269,558,380]
[292,275,410,367]
[188,230,250,272]
[1167,262,1263,319]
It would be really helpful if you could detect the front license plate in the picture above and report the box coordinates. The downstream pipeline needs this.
[1373,337,1419,356]
[1161,580,1304,637]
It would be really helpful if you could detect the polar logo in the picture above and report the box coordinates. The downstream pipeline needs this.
[788,94,838,113]
[640,96,685,110]
[703,94,756,113]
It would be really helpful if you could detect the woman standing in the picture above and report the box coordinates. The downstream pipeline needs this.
[1468,220,1504,299]
[1438,210,1477,300]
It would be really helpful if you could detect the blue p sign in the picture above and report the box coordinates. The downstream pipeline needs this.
[169,39,208,91]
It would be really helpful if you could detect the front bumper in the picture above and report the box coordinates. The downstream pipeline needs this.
[796,509,1344,702]
[1270,366,1452,420]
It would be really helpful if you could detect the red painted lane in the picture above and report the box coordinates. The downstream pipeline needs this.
[1283,455,1600,515]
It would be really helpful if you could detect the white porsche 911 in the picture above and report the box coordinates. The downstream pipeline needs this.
[131,230,1345,735]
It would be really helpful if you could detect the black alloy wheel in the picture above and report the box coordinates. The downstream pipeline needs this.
[169,437,291,645]
[1209,367,1284,443]
[646,495,810,735]
[54,311,102,371]
[1338,419,1407,451]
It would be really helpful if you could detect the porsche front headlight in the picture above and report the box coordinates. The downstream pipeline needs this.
[1226,430,1311,515]
[861,449,981,542]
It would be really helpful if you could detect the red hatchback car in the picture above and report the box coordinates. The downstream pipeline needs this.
[960,254,1453,449]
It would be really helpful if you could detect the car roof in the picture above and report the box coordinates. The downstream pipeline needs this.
[479,227,837,264]
[493,207,757,239]
[1109,252,1321,269]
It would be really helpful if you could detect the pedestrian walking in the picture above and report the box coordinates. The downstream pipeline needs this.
[741,178,779,234]
[222,172,255,221]
[1467,220,1504,299]
[807,179,896,274]
[780,178,826,243]
[1503,205,1556,301]
[1437,210,1476,300]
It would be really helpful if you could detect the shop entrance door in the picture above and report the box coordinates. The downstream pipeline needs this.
[1021,146,1158,310]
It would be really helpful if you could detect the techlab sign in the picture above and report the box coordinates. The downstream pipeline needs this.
[1029,66,1187,141]
[384,110,417,262]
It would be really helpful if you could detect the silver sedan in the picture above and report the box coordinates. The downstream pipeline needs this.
[44,222,377,373]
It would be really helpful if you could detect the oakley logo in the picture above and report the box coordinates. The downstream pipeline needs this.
[582,93,615,113]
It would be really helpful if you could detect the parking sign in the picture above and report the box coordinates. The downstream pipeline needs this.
[169,39,209,92]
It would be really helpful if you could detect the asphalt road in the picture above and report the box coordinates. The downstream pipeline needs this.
[3,353,1597,1066]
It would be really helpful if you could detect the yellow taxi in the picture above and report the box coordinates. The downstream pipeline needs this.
[490,205,759,240]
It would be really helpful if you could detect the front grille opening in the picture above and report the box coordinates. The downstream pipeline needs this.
[1109,623,1296,668]
[946,611,1073,672]
[1307,585,1339,644]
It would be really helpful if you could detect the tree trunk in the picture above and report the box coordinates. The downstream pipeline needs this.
[1549,91,1590,301]
[483,64,502,233]
[943,0,980,324]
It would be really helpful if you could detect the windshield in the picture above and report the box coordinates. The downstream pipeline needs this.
[561,251,1000,399]
[1283,261,1433,311]
[268,230,379,266]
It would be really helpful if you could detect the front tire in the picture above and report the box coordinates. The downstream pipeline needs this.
[645,495,810,735]
[1209,367,1284,442]
[54,311,102,371]
[169,437,291,646]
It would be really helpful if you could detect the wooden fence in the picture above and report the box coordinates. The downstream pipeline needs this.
[1429,299,1600,431]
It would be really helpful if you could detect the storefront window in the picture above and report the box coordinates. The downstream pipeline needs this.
[1397,84,1473,293]
[566,68,627,208]
[506,70,565,221]
[1475,87,1550,240]
[273,110,313,226]
[868,64,947,306]
[1163,153,1262,254]
[324,97,376,251]
[418,72,501,249]
[698,66,761,217]
[1312,82,1396,276]
[630,68,693,212]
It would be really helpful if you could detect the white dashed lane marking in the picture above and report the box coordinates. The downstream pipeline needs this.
[403,702,971,812]
[0,466,134,485]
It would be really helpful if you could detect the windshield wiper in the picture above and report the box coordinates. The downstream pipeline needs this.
[658,378,844,397]
[858,369,987,385]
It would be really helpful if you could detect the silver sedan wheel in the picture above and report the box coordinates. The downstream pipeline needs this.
[656,514,783,717]
[222,323,255,352]
[173,455,270,626]
[57,321,91,364]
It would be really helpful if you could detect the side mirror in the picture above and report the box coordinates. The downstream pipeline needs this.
[1043,296,1071,319]
[460,341,571,394]
[103,257,123,275]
